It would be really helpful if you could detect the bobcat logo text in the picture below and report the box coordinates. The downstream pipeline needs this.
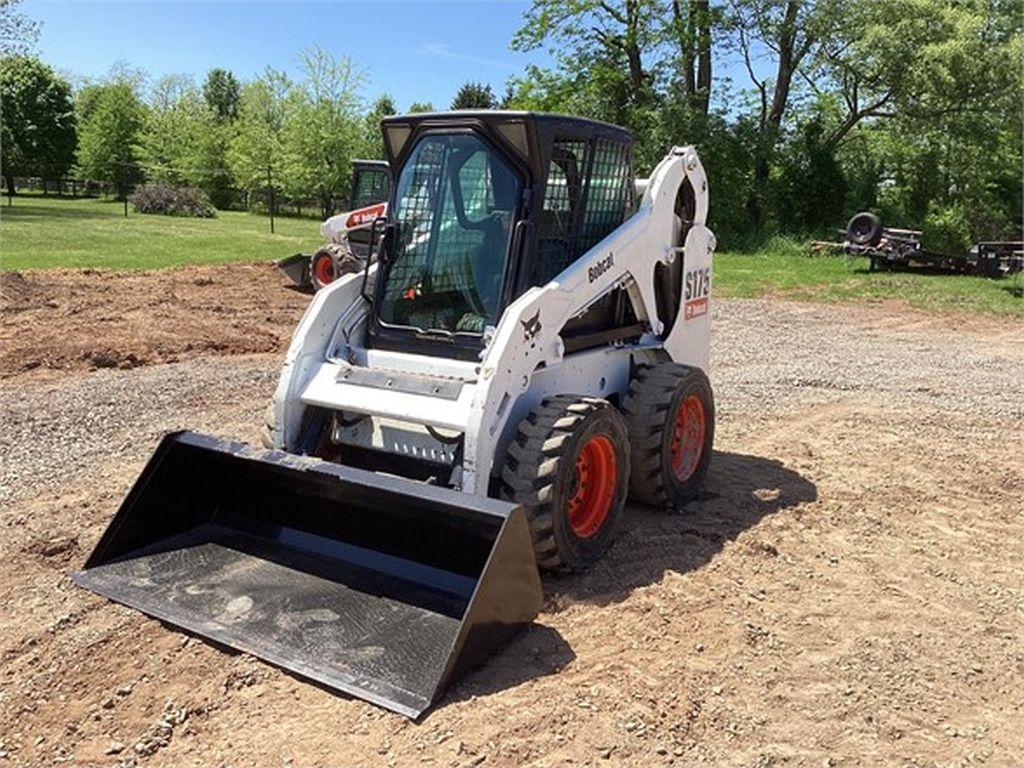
[588,253,614,283]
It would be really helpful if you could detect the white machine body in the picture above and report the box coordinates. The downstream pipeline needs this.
[265,147,715,496]
[319,201,389,245]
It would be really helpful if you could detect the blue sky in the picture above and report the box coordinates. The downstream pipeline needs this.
[28,0,552,110]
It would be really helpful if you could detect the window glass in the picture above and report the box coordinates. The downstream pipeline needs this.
[351,168,390,210]
[379,134,520,334]
[582,139,635,248]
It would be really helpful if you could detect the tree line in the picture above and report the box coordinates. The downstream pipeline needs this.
[1,41,502,219]
[504,0,1021,250]
[1,0,1020,249]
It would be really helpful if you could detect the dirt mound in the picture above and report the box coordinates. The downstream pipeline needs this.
[0,270,46,310]
[0,263,310,377]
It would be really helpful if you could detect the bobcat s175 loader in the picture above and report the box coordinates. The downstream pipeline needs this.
[75,112,716,719]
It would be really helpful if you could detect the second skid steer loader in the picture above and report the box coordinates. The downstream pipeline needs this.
[75,111,716,718]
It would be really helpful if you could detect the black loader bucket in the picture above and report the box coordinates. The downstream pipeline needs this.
[273,252,311,287]
[74,431,542,718]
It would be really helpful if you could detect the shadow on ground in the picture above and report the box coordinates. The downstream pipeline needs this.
[442,623,576,708]
[1001,282,1022,298]
[2,200,127,220]
[438,451,814,713]
[547,450,817,608]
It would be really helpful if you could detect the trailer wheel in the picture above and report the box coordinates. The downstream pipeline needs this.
[623,363,715,508]
[846,212,883,247]
[501,396,630,572]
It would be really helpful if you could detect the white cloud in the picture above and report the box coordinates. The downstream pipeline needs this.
[416,42,513,71]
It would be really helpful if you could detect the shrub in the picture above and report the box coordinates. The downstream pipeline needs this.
[922,202,971,257]
[129,183,216,218]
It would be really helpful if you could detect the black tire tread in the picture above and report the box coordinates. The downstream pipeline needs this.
[311,243,359,290]
[500,395,613,571]
[623,362,712,508]
[623,364,685,507]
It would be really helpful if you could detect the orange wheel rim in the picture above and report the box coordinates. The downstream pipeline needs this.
[314,256,335,285]
[670,395,705,482]
[567,434,617,538]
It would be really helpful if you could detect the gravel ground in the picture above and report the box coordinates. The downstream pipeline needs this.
[1,294,1022,767]
[0,357,276,507]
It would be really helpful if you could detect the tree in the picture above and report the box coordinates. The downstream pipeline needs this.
[76,81,147,196]
[451,82,496,109]
[499,83,516,109]
[408,101,435,113]
[808,0,1021,151]
[507,0,676,159]
[772,0,1020,237]
[279,47,365,217]
[203,68,240,121]
[0,0,40,57]
[670,0,713,114]
[361,94,396,159]
[513,0,661,104]
[504,0,1022,242]
[150,73,193,113]
[772,118,846,232]
[729,0,836,224]
[138,79,234,207]
[228,68,291,201]
[0,57,77,196]
[75,83,106,124]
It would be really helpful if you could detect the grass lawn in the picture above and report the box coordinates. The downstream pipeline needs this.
[0,194,323,270]
[716,238,1022,317]
[2,196,1020,316]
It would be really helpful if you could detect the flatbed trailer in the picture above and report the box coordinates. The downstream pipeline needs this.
[839,212,1022,278]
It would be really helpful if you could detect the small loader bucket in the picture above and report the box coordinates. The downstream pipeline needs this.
[273,252,311,287]
[74,432,542,718]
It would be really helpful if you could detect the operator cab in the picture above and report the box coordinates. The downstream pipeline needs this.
[348,159,391,210]
[370,111,637,360]
[346,160,391,255]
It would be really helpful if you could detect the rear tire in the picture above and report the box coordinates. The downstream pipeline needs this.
[623,363,714,508]
[501,396,630,572]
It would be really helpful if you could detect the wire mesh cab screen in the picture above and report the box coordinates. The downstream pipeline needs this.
[533,137,635,286]
[378,133,521,335]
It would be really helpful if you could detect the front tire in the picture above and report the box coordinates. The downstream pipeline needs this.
[623,363,715,508]
[310,243,359,291]
[501,396,630,572]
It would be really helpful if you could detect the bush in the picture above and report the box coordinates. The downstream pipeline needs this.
[922,202,971,257]
[129,183,216,218]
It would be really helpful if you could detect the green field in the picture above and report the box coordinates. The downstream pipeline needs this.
[0,194,322,270]
[2,196,1020,316]
[715,237,1022,316]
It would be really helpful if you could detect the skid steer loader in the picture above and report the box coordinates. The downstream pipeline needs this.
[274,159,392,290]
[75,112,716,718]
